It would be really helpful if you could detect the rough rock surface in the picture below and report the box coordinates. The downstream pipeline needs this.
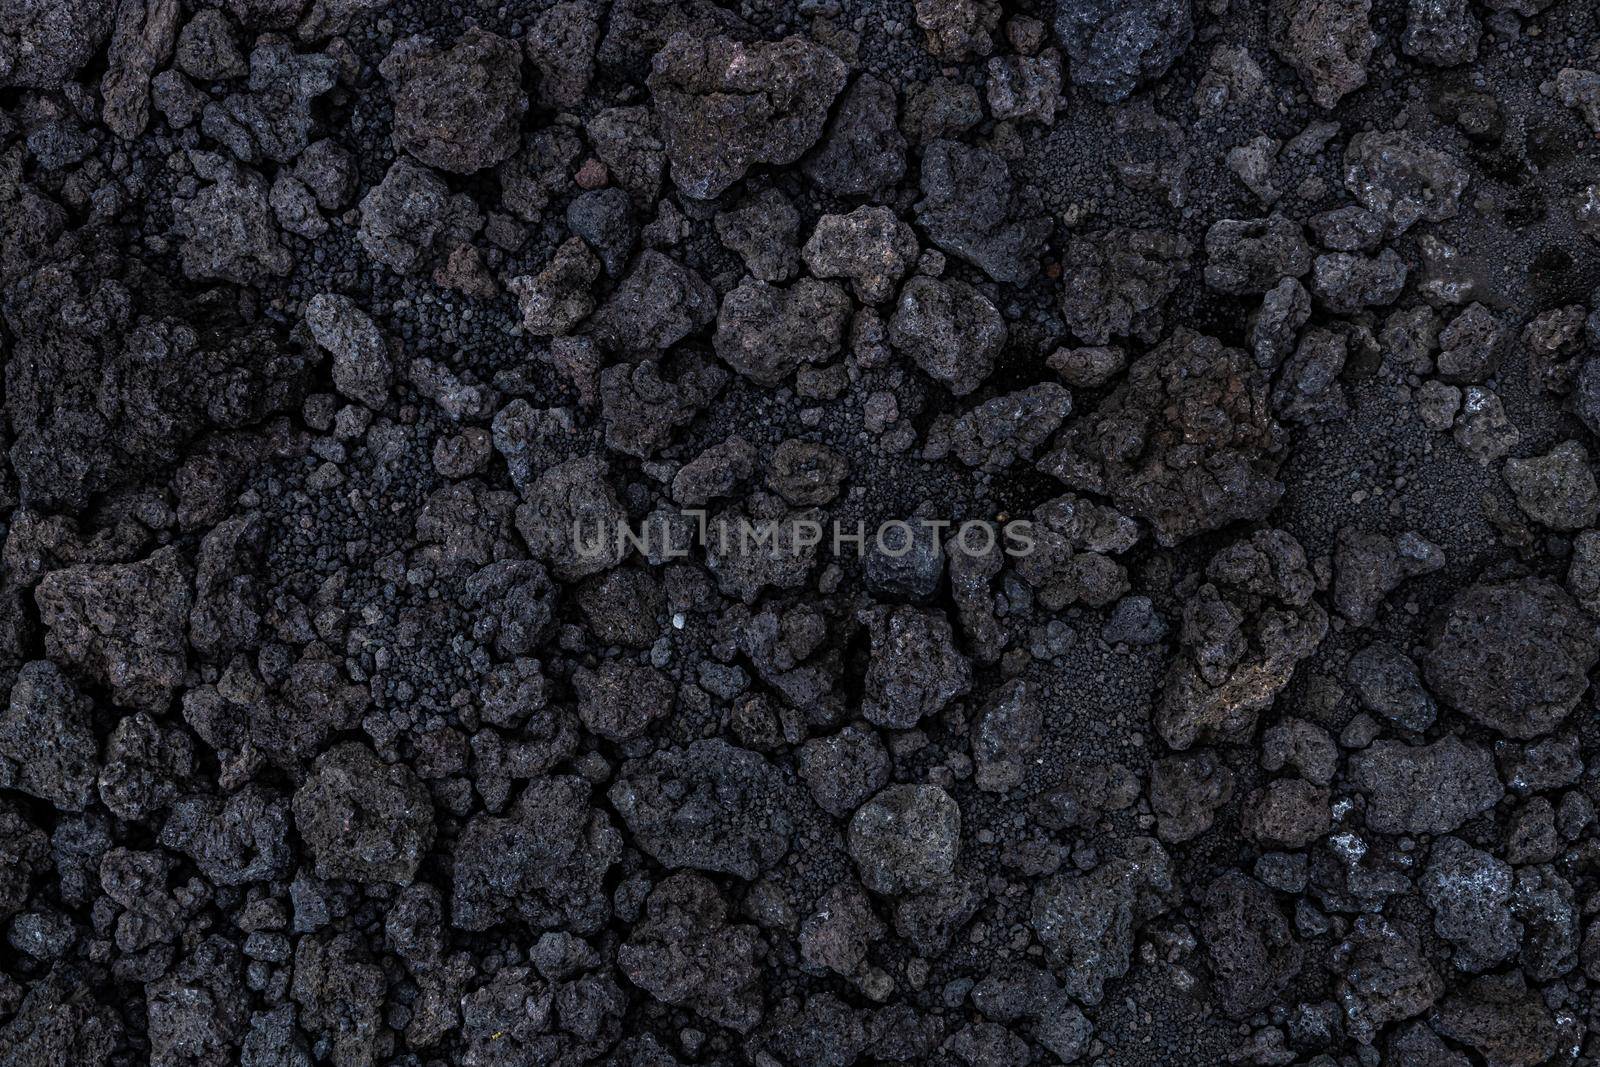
[380,28,526,174]
[647,33,846,199]
[1424,578,1599,738]
[1,1,1596,1063]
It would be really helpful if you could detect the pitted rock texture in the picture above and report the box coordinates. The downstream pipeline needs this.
[0,1,1598,1065]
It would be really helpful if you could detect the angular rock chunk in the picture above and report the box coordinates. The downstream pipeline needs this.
[380,27,526,173]
[1346,642,1437,731]
[1158,530,1327,749]
[915,140,1049,284]
[305,294,392,410]
[1203,216,1313,295]
[803,73,907,197]
[1421,836,1520,973]
[452,774,620,932]
[801,206,919,304]
[1041,329,1286,547]
[671,436,755,509]
[1556,68,1600,135]
[1402,0,1480,66]
[0,0,115,89]
[1310,248,1408,314]
[1309,205,1385,252]
[591,250,717,353]
[292,743,434,885]
[98,713,194,822]
[573,660,674,741]
[714,276,851,386]
[175,9,245,81]
[34,547,192,714]
[575,567,664,649]
[1270,0,1376,110]
[971,680,1042,793]
[1332,527,1444,627]
[1048,344,1127,388]
[913,0,1000,61]
[566,187,636,277]
[1432,973,1559,1067]
[147,938,247,1067]
[799,883,884,977]
[600,358,726,459]
[1331,917,1441,1044]
[0,661,97,811]
[357,158,451,275]
[888,276,1005,397]
[1424,578,1599,738]
[951,384,1072,472]
[1343,131,1470,235]
[1031,838,1171,1005]
[1350,736,1503,834]
[217,0,306,29]
[905,76,984,143]
[848,784,961,896]
[1201,872,1302,1017]
[1261,718,1338,786]
[1012,507,1132,611]
[609,740,793,879]
[1454,385,1520,464]
[173,164,292,284]
[585,104,666,204]
[290,933,385,1067]
[1251,277,1313,370]
[703,504,822,604]
[1052,0,1194,103]
[1272,327,1349,424]
[1058,228,1192,345]
[1151,751,1234,843]
[799,725,890,818]
[1568,529,1600,615]
[159,784,292,886]
[619,873,764,1032]
[1242,778,1331,849]
[0,964,119,1065]
[715,189,800,282]
[525,0,602,108]
[509,238,601,337]
[1503,441,1600,530]
[200,40,337,164]
[863,518,945,603]
[1436,302,1508,384]
[858,604,972,729]
[985,50,1063,123]
[648,32,846,199]
[515,455,629,581]
[101,0,182,141]
[456,967,554,1064]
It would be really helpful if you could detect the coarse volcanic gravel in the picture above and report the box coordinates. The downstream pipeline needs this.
[1,0,1599,1065]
